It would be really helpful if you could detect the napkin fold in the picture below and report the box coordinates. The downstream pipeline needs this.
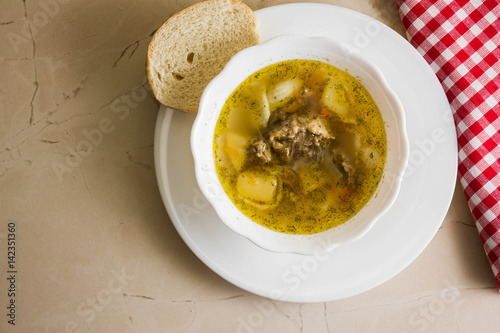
[395,0,500,290]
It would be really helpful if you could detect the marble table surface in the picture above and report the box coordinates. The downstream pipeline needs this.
[1,0,499,332]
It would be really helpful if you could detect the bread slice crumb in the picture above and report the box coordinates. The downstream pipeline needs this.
[146,0,261,113]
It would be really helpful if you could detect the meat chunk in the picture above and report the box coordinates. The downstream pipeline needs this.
[252,139,272,163]
[331,150,355,184]
[265,113,334,163]
[248,88,355,184]
[306,118,332,142]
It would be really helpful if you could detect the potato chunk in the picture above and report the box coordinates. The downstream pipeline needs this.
[321,78,352,120]
[251,88,270,128]
[228,86,270,131]
[237,171,278,204]
[360,147,381,169]
[224,131,249,171]
[267,78,303,109]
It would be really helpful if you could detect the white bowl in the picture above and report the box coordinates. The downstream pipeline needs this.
[191,35,409,255]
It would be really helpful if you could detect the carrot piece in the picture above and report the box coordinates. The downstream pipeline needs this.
[320,108,332,116]
[292,88,301,102]
[248,175,257,185]
[222,145,239,159]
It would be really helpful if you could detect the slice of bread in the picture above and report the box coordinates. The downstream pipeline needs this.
[146,0,261,113]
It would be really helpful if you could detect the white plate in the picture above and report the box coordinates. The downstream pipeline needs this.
[154,3,457,303]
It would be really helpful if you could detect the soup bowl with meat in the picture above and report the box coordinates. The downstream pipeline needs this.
[191,35,409,255]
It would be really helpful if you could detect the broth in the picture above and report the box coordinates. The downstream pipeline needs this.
[213,59,386,234]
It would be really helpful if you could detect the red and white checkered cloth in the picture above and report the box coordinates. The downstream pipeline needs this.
[395,0,500,290]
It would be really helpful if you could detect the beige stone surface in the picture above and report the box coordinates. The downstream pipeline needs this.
[1,0,499,332]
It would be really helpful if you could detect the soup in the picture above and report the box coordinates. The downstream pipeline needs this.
[213,59,386,234]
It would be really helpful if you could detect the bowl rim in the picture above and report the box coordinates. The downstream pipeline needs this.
[191,34,410,255]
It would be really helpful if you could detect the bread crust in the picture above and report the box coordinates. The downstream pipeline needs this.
[146,0,261,113]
